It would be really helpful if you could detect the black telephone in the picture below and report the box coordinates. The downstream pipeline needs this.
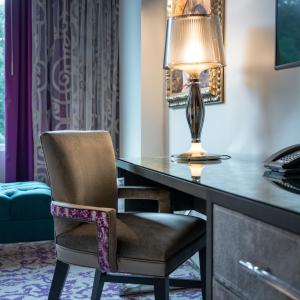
[264,171,300,195]
[264,144,300,174]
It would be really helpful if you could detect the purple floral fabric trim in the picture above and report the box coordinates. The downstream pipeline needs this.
[50,202,110,272]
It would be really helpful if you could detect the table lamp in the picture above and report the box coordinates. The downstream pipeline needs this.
[164,15,225,161]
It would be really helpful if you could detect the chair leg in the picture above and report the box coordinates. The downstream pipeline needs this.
[199,248,206,300]
[91,270,105,300]
[48,260,69,300]
[154,277,169,300]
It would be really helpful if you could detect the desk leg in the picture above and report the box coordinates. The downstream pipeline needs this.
[206,200,213,300]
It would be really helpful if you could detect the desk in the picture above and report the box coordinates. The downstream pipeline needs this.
[117,157,300,300]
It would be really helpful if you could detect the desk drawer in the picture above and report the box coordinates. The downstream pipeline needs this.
[213,205,300,300]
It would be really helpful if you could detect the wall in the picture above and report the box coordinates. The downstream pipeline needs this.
[169,0,300,160]
[119,0,142,157]
[119,0,167,157]
[141,0,167,157]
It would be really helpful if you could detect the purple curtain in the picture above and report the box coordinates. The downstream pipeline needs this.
[5,0,33,182]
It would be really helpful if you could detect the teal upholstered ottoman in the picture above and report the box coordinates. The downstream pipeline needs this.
[0,181,54,243]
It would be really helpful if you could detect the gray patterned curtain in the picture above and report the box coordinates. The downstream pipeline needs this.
[32,0,119,182]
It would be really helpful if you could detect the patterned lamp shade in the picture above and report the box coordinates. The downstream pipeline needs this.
[164,15,225,75]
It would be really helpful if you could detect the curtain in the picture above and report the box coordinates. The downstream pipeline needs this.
[5,0,34,182]
[32,0,119,182]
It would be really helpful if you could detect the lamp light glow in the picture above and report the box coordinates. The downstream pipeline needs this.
[189,163,205,179]
[164,15,225,75]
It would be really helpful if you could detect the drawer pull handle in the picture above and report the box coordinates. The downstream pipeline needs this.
[239,260,300,300]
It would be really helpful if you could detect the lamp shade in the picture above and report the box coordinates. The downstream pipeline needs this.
[164,15,225,75]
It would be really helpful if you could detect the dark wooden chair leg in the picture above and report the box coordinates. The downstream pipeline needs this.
[91,270,105,300]
[154,277,169,300]
[48,260,69,300]
[199,248,206,300]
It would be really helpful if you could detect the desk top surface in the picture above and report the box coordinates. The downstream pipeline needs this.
[117,157,300,216]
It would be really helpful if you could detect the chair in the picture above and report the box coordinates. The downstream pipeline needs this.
[41,130,206,300]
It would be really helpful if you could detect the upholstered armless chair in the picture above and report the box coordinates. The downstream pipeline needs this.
[41,131,206,300]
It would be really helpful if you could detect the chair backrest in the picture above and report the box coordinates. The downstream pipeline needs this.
[41,131,118,209]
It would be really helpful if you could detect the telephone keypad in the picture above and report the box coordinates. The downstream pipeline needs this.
[277,151,300,164]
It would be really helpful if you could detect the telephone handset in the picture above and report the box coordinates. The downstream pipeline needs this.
[264,171,300,195]
[264,144,300,174]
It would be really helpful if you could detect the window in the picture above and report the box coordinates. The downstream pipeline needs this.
[0,1,4,145]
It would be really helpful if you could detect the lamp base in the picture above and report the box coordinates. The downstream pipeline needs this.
[171,142,222,162]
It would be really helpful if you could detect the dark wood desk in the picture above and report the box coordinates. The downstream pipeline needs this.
[117,157,300,300]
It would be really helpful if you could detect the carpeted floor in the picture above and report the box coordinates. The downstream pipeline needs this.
[0,241,202,299]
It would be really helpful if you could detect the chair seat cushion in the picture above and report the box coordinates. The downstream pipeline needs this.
[116,213,205,262]
[56,212,206,275]
[0,181,52,220]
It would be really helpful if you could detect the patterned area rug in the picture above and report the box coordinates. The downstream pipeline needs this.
[0,241,202,299]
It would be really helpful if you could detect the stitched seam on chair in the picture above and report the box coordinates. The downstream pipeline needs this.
[56,244,98,257]
[118,257,165,264]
